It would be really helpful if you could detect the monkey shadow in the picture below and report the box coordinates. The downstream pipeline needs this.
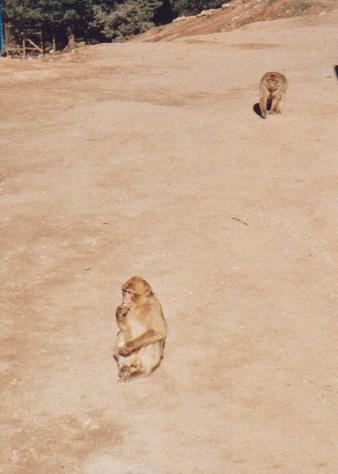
[253,99,272,119]
[334,65,338,79]
[253,103,262,118]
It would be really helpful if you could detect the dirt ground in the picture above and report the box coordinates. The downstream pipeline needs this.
[136,0,336,42]
[1,10,338,474]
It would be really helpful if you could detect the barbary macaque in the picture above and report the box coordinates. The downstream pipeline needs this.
[259,72,288,119]
[114,276,167,381]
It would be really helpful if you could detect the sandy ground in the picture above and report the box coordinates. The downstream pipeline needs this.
[1,10,338,474]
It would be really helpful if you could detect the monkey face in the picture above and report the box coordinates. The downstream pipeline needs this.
[122,288,134,305]
[121,276,153,306]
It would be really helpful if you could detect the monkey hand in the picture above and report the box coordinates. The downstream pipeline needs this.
[116,305,130,319]
[118,341,134,356]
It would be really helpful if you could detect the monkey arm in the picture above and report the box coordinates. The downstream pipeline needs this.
[119,329,164,356]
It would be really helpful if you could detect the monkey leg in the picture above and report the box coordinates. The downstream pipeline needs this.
[275,98,283,114]
[259,97,267,119]
[117,366,133,382]
[116,360,145,382]
[117,342,163,381]
[116,352,137,373]
[270,95,282,114]
[136,342,164,377]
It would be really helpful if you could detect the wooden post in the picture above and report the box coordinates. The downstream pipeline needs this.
[26,38,43,53]
[22,37,26,57]
[40,31,44,55]
[4,23,9,54]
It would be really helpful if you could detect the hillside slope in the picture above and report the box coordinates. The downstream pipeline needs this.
[1,7,338,474]
[137,0,336,41]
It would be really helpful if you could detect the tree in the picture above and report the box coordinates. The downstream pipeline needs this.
[3,0,229,49]
[38,0,94,47]
[4,0,167,44]
[90,0,163,41]
[3,1,43,39]
[4,0,94,47]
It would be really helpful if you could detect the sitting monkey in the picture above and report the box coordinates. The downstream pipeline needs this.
[259,72,288,119]
[114,276,167,381]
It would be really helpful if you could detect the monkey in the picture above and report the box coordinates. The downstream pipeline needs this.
[259,72,288,119]
[113,276,167,381]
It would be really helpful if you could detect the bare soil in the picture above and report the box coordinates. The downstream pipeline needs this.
[136,0,336,42]
[1,9,338,474]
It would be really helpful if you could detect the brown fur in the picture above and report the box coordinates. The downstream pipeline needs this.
[259,72,288,119]
[113,276,167,381]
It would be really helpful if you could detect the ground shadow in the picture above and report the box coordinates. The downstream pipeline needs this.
[253,100,272,119]
[334,65,338,79]
[253,103,263,118]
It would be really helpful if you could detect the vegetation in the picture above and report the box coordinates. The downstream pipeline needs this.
[3,0,228,48]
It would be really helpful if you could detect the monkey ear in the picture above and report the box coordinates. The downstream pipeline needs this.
[144,285,153,297]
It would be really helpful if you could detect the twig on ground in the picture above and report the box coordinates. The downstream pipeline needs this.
[231,217,248,226]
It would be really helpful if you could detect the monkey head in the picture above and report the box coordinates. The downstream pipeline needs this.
[121,276,153,306]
